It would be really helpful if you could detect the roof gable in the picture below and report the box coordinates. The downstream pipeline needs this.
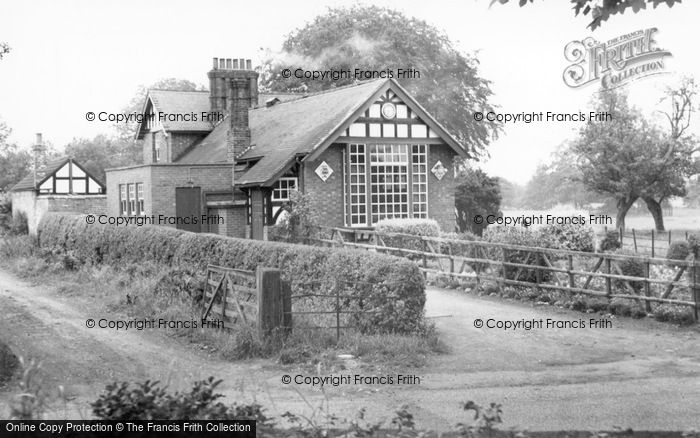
[176,78,467,187]
[11,157,105,193]
[135,90,213,139]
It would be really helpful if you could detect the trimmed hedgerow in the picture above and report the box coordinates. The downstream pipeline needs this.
[38,214,425,334]
[375,218,440,259]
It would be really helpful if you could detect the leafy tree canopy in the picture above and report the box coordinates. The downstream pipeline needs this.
[570,89,696,231]
[260,5,500,158]
[455,168,502,235]
[0,120,31,191]
[491,0,682,30]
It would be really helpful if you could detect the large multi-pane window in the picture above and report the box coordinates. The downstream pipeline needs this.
[347,143,428,226]
[349,144,367,226]
[411,145,428,218]
[370,144,409,224]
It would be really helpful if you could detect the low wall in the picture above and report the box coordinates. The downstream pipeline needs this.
[11,191,106,235]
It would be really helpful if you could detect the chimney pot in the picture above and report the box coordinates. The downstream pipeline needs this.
[219,58,225,69]
[233,59,239,70]
[239,58,245,70]
[226,58,232,69]
[35,133,43,146]
[212,57,218,69]
[246,59,252,70]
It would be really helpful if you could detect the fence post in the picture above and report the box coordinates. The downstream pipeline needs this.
[632,229,638,253]
[605,257,612,299]
[335,279,341,343]
[691,255,699,323]
[257,267,284,339]
[567,255,575,290]
[643,260,652,313]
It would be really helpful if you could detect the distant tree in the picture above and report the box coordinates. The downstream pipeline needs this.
[116,78,204,139]
[491,0,682,30]
[686,178,700,208]
[641,78,698,230]
[64,135,130,182]
[455,168,502,236]
[498,178,525,209]
[521,144,604,209]
[0,120,31,191]
[571,89,695,232]
[0,42,9,60]
[260,5,501,158]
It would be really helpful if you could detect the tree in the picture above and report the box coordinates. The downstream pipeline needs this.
[455,168,502,236]
[259,5,500,158]
[521,144,605,209]
[64,135,128,182]
[0,120,31,191]
[491,0,682,30]
[571,89,696,232]
[0,42,9,60]
[641,78,698,230]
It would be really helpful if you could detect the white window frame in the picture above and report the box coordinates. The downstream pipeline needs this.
[271,177,298,202]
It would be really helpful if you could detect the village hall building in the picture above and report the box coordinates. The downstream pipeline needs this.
[105,58,467,239]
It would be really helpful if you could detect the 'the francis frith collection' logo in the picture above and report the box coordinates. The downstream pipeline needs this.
[563,28,672,90]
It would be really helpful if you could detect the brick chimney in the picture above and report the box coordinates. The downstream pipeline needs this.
[207,58,258,166]
[207,57,258,118]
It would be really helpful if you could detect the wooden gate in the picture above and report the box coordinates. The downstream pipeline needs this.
[202,265,257,327]
[201,265,292,336]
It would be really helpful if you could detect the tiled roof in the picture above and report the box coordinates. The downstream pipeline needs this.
[11,157,70,191]
[137,91,303,138]
[177,80,388,185]
[146,90,213,133]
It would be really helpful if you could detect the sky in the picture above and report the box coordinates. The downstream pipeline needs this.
[0,0,698,184]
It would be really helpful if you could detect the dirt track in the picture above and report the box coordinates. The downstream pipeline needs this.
[1,268,700,431]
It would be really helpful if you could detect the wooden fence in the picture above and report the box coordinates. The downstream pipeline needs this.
[311,226,700,322]
[621,228,696,257]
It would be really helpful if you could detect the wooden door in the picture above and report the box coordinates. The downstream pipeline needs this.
[175,187,201,232]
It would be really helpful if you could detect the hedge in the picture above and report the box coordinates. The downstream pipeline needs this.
[38,214,426,334]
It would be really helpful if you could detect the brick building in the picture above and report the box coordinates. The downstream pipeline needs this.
[106,58,468,239]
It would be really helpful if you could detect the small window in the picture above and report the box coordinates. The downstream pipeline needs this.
[128,184,136,216]
[136,183,145,216]
[272,177,298,201]
[119,185,127,216]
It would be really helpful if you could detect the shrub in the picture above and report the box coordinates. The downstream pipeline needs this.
[275,191,319,244]
[539,223,594,252]
[482,226,553,283]
[0,341,18,387]
[91,377,271,424]
[668,235,700,261]
[598,230,621,252]
[375,218,440,258]
[667,240,690,261]
[8,211,29,235]
[653,305,695,325]
[38,214,425,334]
[613,249,644,293]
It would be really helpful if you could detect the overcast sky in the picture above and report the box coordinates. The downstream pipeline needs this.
[1,0,698,184]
